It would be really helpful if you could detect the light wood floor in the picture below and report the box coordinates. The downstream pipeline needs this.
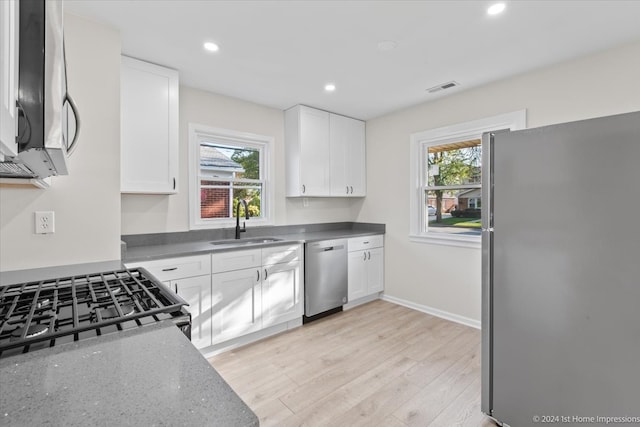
[209,300,497,426]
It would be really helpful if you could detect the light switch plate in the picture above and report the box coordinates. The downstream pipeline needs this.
[35,211,55,234]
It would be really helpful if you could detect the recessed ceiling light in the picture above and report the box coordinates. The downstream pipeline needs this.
[203,42,219,52]
[324,83,336,92]
[487,2,506,15]
[377,40,398,51]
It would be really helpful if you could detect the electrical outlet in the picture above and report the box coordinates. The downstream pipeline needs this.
[35,211,55,234]
[303,198,309,208]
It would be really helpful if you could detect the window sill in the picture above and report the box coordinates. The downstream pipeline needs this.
[409,233,481,249]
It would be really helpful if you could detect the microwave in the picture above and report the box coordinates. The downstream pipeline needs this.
[0,0,79,180]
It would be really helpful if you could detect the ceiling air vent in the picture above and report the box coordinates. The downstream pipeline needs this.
[426,81,460,94]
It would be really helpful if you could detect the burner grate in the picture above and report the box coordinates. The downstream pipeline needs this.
[0,268,187,357]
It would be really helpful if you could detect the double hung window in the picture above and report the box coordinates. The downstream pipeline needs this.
[189,124,272,229]
[409,111,526,247]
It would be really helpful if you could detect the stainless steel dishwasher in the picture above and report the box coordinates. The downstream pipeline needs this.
[304,239,348,322]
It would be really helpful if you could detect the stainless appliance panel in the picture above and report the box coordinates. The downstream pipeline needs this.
[487,112,640,426]
[305,239,348,317]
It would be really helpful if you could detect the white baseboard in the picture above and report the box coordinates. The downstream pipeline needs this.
[381,294,481,329]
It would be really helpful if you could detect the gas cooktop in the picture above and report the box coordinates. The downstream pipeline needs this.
[0,268,189,359]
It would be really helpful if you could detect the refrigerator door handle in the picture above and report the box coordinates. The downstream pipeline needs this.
[481,131,496,416]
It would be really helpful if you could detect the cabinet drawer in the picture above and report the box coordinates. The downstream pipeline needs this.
[125,254,211,282]
[262,244,301,266]
[348,235,384,252]
[212,248,262,273]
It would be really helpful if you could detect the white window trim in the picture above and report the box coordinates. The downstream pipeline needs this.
[188,123,274,230]
[409,110,527,248]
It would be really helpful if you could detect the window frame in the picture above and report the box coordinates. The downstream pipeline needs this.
[409,110,526,248]
[188,123,274,230]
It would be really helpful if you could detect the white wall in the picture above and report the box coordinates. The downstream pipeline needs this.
[356,40,640,325]
[121,87,360,235]
[0,14,121,272]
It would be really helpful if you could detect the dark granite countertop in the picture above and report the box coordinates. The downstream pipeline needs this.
[124,228,384,262]
[0,321,258,427]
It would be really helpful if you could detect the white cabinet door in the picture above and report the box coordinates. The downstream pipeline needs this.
[348,250,367,301]
[367,247,384,294]
[172,275,212,350]
[262,260,301,327]
[0,0,19,158]
[211,268,262,345]
[330,114,366,197]
[285,105,331,197]
[299,106,330,196]
[345,118,366,197]
[120,56,178,194]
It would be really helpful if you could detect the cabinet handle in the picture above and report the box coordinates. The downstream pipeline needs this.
[346,186,349,194]
[350,186,354,194]
[363,252,367,261]
[173,177,176,190]
[174,283,178,293]
[257,270,260,282]
[264,268,268,280]
[368,251,371,260]
[162,267,178,272]
[302,184,306,194]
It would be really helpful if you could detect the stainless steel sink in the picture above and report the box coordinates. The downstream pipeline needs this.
[210,237,283,247]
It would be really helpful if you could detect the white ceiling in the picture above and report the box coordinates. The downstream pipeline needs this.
[65,0,640,120]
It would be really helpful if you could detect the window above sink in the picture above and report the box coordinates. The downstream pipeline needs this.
[188,124,274,230]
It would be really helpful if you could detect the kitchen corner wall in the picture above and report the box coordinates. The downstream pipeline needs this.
[357,40,640,325]
[121,87,361,235]
[0,14,121,272]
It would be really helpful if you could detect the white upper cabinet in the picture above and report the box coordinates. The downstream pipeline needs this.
[329,113,366,197]
[0,0,19,159]
[285,105,331,196]
[285,105,366,197]
[120,56,178,194]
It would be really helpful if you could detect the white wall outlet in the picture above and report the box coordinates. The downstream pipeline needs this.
[303,198,309,208]
[35,211,55,234]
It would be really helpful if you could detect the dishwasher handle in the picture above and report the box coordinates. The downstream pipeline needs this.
[307,240,346,254]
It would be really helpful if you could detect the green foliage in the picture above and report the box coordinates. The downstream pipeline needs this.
[233,196,261,218]
[230,148,261,217]
[428,144,481,223]
[231,149,259,180]
[429,217,482,228]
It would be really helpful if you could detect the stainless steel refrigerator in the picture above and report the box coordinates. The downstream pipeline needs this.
[481,111,640,427]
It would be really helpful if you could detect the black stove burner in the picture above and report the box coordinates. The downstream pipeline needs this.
[10,324,49,340]
[0,268,190,359]
[100,304,135,319]
[97,287,122,299]
[36,298,50,309]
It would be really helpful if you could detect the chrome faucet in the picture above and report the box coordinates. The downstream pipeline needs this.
[235,199,249,239]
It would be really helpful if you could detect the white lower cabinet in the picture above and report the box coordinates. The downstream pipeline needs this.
[210,245,302,345]
[262,260,301,327]
[169,275,213,350]
[126,243,301,351]
[348,250,368,301]
[348,235,384,302]
[125,254,213,350]
[211,268,262,346]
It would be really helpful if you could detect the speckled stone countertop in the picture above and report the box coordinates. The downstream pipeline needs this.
[0,321,258,427]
